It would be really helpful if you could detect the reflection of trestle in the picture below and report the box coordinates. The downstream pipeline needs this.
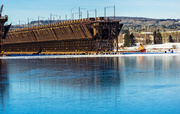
[0,59,9,107]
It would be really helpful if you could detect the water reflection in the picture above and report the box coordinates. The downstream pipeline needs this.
[0,56,180,113]
[6,58,123,89]
[0,60,9,111]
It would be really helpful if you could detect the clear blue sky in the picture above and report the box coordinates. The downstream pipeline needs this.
[1,0,180,24]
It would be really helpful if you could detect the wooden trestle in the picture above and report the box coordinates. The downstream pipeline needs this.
[0,15,8,55]
[2,17,123,54]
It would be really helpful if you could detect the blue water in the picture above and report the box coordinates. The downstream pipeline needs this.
[0,56,180,114]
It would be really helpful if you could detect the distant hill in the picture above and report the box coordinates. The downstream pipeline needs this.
[110,17,180,32]
[10,16,180,32]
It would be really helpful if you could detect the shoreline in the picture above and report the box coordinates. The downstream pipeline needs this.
[1,52,180,59]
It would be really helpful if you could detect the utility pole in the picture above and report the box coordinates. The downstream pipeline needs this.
[106,5,116,19]
[27,18,34,28]
[50,13,52,24]
[104,7,106,18]
[71,7,76,20]
[65,14,67,21]
[79,7,87,19]
[88,9,97,18]
[38,16,39,26]
[38,16,45,26]
[95,9,97,18]
[59,16,61,22]
[50,14,58,23]
[114,5,115,19]
[79,7,81,19]
[81,12,82,19]
[28,18,29,28]
[48,18,49,24]
[87,10,89,18]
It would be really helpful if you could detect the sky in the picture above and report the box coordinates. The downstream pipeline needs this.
[1,0,180,25]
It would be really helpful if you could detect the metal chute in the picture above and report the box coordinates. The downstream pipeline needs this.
[3,24,11,39]
[118,24,123,33]
[0,5,3,17]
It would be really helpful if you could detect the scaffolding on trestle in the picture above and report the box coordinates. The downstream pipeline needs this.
[4,17,123,54]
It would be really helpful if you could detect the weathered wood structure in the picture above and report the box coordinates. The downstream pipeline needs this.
[0,4,9,56]
[3,17,123,53]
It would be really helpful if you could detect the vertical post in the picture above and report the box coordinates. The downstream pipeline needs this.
[38,16,39,26]
[100,27,102,52]
[28,18,29,28]
[81,12,82,19]
[59,16,61,22]
[104,7,106,18]
[108,25,111,52]
[146,26,147,44]
[71,9,72,20]
[0,39,3,54]
[65,14,67,21]
[72,14,74,20]
[50,13,52,24]
[71,13,72,20]
[71,7,76,20]
[87,10,89,18]
[19,20,21,28]
[116,25,118,52]
[79,7,81,19]
[2,40,3,54]
[114,5,115,19]
[0,25,3,54]
[95,9,97,18]
[48,18,49,24]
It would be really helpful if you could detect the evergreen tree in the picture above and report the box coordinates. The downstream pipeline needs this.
[124,30,130,47]
[130,33,136,46]
[153,31,157,44]
[169,35,173,42]
[156,29,162,44]
[154,30,162,44]
[123,30,136,47]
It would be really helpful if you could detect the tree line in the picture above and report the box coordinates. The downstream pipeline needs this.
[123,29,174,47]
[123,30,136,47]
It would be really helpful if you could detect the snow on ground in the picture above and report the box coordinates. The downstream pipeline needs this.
[119,43,180,52]
[146,43,180,49]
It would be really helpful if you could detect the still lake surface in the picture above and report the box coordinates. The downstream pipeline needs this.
[0,56,180,114]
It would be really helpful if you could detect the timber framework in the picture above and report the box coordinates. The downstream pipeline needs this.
[2,17,123,54]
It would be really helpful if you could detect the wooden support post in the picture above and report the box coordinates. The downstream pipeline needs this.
[100,26,102,52]
[108,26,110,51]
[108,25,111,52]
[116,25,118,52]
[0,39,3,54]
